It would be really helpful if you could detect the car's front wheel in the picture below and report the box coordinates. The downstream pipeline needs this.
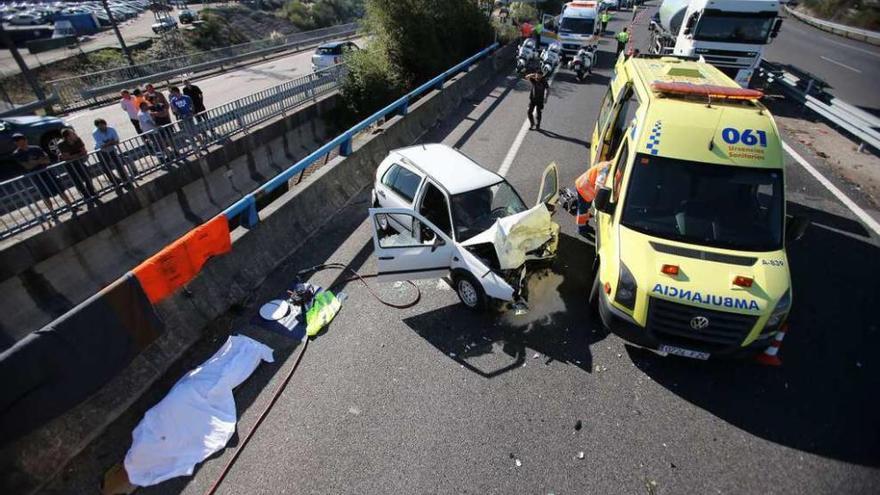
[453,271,487,312]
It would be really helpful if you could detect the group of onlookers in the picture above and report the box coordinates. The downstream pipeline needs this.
[6,79,209,221]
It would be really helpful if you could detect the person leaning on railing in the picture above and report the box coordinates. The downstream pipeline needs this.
[11,133,76,219]
[92,119,133,192]
[57,128,99,205]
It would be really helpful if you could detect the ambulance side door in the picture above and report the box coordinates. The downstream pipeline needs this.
[593,83,636,165]
[595,137,631,262]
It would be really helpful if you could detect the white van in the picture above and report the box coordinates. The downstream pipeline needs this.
[544,1,600,58]
[370,144,560,311]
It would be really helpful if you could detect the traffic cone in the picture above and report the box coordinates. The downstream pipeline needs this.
[755,323,788,366]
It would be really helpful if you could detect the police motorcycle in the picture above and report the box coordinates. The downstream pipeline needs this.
[568,44,596,81]
[516,38,540,75]
[540,42,562,77]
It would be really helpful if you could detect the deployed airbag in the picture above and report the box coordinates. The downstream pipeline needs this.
[493,204,559,270]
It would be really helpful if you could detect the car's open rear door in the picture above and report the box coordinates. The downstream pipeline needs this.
[536,161,560,210]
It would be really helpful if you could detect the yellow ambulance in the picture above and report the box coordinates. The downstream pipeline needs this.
[587,54,808,360]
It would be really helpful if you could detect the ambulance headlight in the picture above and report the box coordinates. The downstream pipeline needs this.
[765,289,791,328]
[615,262,637,311]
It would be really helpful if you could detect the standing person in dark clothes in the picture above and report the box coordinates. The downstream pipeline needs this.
[182,79,205,116]
[147,94,176,157]
[525,71,550,131]
[57,128,99,204]
[12,133,76,216]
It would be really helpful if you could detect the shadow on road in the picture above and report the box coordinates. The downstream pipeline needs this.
[402,233,605,378]
[630,202,880,467]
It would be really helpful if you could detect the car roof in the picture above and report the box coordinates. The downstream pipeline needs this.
[393,144,503,195]
[318,41,347,48]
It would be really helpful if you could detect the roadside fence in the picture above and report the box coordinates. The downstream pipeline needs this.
[46,23,358,111]
[757,61,880,153]
[785,6,880,46]
[0,64,345,241]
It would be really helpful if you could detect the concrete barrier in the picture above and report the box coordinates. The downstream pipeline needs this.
[0,93,341,349]
[785,6,880,46]
[0,42,514,495]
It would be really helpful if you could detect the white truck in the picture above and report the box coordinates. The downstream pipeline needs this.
[649,0,783,86]
[541,1,600,59]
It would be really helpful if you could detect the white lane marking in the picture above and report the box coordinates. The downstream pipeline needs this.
[783,141,880,237]
[819,55,863,73]
[497,70,558,177]
[786,21,880,59]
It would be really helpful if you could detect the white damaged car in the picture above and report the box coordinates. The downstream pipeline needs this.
[370,144,560,312]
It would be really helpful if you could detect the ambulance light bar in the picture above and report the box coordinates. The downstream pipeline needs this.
[651,82,764,100]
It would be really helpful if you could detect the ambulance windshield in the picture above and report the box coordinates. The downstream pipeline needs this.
[620,154,784,251]
[560,17,595,35]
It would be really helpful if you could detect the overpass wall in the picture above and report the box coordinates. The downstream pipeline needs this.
[1,44,514,494]
[0,94,341,351]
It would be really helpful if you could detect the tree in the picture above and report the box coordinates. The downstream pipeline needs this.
[509,2,538,22]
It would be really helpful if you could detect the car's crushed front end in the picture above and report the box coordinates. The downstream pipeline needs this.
[458,204,560,313]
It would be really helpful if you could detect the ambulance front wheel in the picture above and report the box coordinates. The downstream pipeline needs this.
[453,271,487,312]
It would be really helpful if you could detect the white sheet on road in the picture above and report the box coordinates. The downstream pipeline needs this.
[124,335,274,486]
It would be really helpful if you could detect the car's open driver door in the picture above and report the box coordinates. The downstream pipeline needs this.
[536,161,560,210]
[369,208,454,283]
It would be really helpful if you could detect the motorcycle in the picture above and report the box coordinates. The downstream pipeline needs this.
[540,42,562,77]
[568,45,596,81]
[516,38,539,75]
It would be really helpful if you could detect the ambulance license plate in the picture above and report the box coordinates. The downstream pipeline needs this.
[659,345,710,360]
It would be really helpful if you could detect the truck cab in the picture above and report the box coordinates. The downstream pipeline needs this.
[650,0,783,87]
[586,55,806,360]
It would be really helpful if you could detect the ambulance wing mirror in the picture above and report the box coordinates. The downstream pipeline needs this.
[594,187,613,214]
[785,215,810,243]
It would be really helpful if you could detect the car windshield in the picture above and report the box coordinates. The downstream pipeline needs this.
[316,46,340,55]
[695,13,774,44]
[559,17,595,35]
[451,181,527,242]
[620,154,784,251]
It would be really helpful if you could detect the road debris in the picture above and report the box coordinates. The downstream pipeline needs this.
[577,451,585,459]
[574,420,583,431]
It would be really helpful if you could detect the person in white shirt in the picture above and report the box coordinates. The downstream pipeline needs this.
[120,90,141,134]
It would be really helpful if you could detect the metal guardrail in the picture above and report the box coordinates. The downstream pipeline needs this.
[223,42,501,228]
[46,23,358,111]
[758,60,880,153]
[0,64,345,241]
[785,6,880,46]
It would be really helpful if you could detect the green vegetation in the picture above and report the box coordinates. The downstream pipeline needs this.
[800,0,880,31]
[509,2,538,23]
[279,0,365,30]
[341,0,494,117]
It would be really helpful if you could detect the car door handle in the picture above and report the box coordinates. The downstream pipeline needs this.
[378,256,394,260]
[377,190,386,198]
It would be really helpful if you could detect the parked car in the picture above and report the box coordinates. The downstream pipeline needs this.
[178,9,197,24]
[0,116,66,180]
[8,13,43,25]
[370,144,560,312]
[311,41,358,71]
[151,16,177,34]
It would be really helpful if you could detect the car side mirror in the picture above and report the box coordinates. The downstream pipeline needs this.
[431,235,445,253]
[785,215,809,243]
[594,187,613,214]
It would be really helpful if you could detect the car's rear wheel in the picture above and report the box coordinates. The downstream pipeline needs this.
[453,271,487,312]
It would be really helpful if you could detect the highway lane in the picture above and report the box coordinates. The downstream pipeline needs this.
[765,10,880,112]
[62,38,363,151]
[49,10,880,495]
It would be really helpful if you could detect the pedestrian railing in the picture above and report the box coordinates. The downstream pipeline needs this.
[0,64,345,241]
[224,43,501,228]
[46,23,358,111]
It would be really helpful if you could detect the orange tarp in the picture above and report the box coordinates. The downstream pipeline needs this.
[133,215,232,304]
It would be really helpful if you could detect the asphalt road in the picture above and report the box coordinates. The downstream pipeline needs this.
[63,37,362,151]
[49,6,880,495]
[764,9,880,113]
